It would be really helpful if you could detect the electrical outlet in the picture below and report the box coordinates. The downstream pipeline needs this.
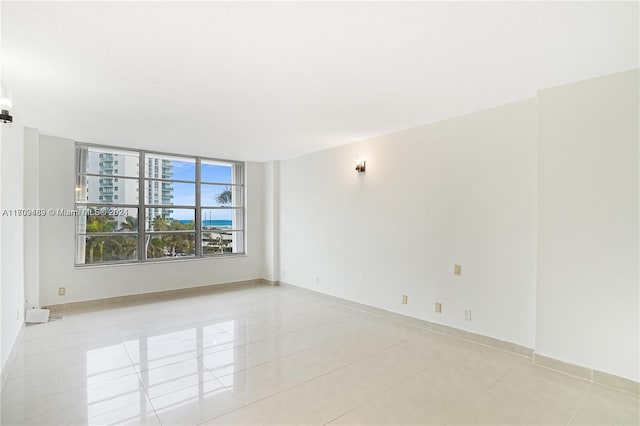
[58,287,66,296]
[435,302,442,313]
[315,276,320,284]
[465,309,472,321]
[454,264,462,276]
[402,294,408,304]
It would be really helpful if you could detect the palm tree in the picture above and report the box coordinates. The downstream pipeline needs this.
[119,216,138,232]
[152,215,169,231]
[85,215,116,263]
[165,220,183,256]
[145,216,195,258]
[111,235,137,259]
[146,236,165,258]
[145,215,168,257]
[216,187,232,205]
[213,234,229,254]
[86,214,116,233]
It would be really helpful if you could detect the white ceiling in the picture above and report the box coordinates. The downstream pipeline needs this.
[2,2,638,161]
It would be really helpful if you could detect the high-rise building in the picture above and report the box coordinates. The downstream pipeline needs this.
[82,151,174,229]
[145,157,173,229]
[87,152,139,206]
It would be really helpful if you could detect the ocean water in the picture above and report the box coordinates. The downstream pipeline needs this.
[203,220,232,227]
[176,219,232,227]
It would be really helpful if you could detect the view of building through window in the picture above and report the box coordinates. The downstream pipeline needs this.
[75,144,245,265]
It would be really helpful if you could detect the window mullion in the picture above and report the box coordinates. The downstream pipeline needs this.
[139,150,146,262]
[75,143,245,265]
[195,157,202,257]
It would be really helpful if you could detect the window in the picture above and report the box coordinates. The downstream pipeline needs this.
[75,144,245,266]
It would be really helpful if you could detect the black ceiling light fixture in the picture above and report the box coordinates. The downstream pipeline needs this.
[1,86,13,124]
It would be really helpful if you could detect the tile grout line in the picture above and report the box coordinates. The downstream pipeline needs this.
[2,290,358,425]
[202,316,402,383]
[283,284,640,396]
[535,362,639,396]
[64,299,348,381]
[533,363,592,386]
[333,301,534,361]
[9,285,629,426]
[186,311,362,373]
[3,344,160,425]
[321,361,439,426]
[226,337,414,422]
[136,300,351,360]
[118,330,167,425]
[108,305,371,424]
[566,381,592,426]
[484,368,511,393]
[481,368,516,426]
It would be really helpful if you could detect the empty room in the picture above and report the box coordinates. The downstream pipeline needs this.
[0,1,638,425]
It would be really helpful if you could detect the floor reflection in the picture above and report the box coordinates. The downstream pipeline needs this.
[81,319,240,425]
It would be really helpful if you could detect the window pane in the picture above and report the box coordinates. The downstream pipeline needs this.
[145,154,195,181]
[203,231,243,255]
[144,181,195,205]
[201,208,243,230]
[201,161,233,184]
[77,176,139,204]
[79,147,140,178]
[201,184,243,207]
[146,233,195,259]
[76,235,138,265]
[76,144,245,266]
[145,208,195,231]
[76,207,138,233]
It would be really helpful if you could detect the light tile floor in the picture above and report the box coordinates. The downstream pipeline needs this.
[1,284,638,426]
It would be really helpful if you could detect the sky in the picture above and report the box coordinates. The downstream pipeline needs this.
[85,149,238,223]
[158,159,236,222]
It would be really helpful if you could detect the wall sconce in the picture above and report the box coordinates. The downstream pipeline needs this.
[0,86,13,124]
[355,159,366,173]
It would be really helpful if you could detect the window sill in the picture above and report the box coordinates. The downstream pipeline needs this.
[74,253,248,268]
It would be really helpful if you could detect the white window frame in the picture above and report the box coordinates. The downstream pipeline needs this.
[75,143,246,266]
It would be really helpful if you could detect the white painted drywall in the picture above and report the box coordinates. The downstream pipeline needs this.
[37,135,264,306]
[0,103,3,375]
[279,99,539,348]
[23,127,40,307]
[262,161,280,282]
[1,111,25,369]
[536,69,639,381]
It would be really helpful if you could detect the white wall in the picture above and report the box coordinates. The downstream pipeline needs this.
[37,135,264,306]
[23,127,40,307]
[0,103,3,372]
[536,69,639,381]
[262,161,280,282]
[279,99,539,348]
[278,69,639,382]
[1,111,25,369]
